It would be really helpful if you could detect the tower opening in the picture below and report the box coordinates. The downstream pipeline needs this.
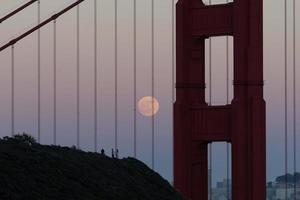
[205,36,234,106]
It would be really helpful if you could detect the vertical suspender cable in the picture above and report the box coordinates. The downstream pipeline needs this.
[133,0,137,158]
[208,46,212,200]
[53,20,57,145]
[226,1,230,198]
[172,0,175,184]
[114,0,118,151]
[284,0,288,198]
[11,45,15,136]
[94,0,98,152]
[172,0,175,103]
[293,0,297,198]
[226,3,229,106]
[208,1,212,199]
[76,4,80,148]
[37,0,41,143]
[151,0,155,170]
[226,38,230,199]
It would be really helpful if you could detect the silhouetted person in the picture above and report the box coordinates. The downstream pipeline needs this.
[116,149,119,158]
[111,148,115,158]
[100,149,105,155]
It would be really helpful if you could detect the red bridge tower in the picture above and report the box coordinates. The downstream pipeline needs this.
[174,0,266,199]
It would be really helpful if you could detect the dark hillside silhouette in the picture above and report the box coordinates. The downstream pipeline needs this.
[0,134,185,200]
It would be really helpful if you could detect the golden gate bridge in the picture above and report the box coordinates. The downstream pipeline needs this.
[0,0,299,199]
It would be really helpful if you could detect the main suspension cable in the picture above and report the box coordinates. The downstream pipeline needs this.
[0,0,38,23]
[0,0,85,53]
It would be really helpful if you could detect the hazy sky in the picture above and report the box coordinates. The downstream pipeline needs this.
[0,0,299,187]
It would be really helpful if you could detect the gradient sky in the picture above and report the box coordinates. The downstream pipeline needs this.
[0,0,299,187]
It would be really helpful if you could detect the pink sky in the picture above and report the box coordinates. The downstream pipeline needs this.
[0,0,299,185]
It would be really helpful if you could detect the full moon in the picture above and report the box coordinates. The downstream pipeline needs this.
[138,96,159,117]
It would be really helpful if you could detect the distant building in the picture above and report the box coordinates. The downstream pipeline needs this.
[212,179,231,200]
[211,174,300,200]
[266,174,300,200]
[179,173,300,200]
[275,187,294,200]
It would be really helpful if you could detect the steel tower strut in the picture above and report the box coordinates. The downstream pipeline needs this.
[0,0,38,24]
[0,0,85,52]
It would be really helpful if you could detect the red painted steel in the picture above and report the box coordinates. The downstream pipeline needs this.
[174,0,266,199]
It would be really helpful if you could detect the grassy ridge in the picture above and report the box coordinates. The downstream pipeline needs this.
[0,134,185,200]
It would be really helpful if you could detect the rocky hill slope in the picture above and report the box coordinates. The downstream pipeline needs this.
[0,134,185,200]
